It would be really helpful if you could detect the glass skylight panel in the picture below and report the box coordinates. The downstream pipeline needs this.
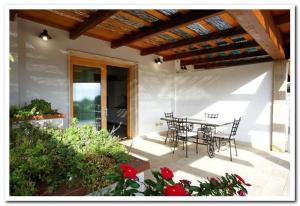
[158,33,177,42]
[205,16,232,30]
[246,47,257,53]
[232,50,241,55]
[232,36,247,43]
[128,10,159,23]
[187,23,210,35]
[170,28,193,39]
[158,9,178,16]
[111,15,144,28]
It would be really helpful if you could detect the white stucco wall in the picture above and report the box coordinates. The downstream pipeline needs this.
[9,18,175,134]
[175,63,273,150]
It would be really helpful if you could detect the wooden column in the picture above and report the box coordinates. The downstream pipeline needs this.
[128,65,138,138]
[271,60,289,152]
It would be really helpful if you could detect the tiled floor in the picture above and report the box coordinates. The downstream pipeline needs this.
[121,133,291,197]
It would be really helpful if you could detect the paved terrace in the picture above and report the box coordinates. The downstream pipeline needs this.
[121,133,290,196]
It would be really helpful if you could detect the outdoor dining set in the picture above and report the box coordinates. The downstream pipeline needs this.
[160,113,241,161]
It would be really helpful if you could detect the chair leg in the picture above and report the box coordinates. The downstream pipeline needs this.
[173,134,178,154]
[229,139,232,161]
[233,139,238,156]
[218,138,221,152]
[182,140,185,150]
[165,130,169,144]
[186,137,188,158]
[196,136,198,154]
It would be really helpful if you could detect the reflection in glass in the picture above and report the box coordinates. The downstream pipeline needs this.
[73,65,101,129]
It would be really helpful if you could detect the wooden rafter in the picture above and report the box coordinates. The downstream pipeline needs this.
[10,10,17,21]
[140,26,246,56]
[111,10,222,48]
[181,50,267,66]
[274,13,290,26]
[163,41,258,61]
[194,57,273,69]
[227,10,285,59]
[70,10,119,40]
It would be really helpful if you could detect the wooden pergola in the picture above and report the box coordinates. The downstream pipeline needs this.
[10,9,290,69]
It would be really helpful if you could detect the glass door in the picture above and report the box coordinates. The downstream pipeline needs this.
[106,65,128,138]
[73,65,102,130]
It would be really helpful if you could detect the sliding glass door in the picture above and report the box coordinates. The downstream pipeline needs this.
[73,65,102,129]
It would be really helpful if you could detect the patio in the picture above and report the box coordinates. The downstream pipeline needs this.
[8,8,293,199]
[122,133,290,196]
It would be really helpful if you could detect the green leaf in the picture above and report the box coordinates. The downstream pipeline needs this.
[126,179,140,189]
[144,179,157,188]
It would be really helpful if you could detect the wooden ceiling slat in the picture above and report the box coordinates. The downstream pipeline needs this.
[17,10,77,30]
[141,26,246,56]
[181,50,267,65]
[227,10,285,59]
[144,10,170,21]
[111,10,222,48]
[194,56,273,69]
[70,10,119,40]
[163,40,258,61]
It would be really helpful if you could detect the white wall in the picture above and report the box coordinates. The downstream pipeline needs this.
[175,63,273,150]
[9,18,175,134]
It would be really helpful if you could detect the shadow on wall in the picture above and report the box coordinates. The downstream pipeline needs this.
[175,64,273,150]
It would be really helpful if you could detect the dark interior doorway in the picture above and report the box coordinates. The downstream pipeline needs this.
[107,66,128,139]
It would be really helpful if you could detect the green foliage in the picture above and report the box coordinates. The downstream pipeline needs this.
[10,99,58,120]
[10,119,129,196]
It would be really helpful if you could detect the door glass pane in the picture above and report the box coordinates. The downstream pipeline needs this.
[73,65,101,129]
[107,66,128,138]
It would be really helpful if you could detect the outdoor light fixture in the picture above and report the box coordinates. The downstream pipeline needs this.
[155,57,163,64]
[39,29,51,41]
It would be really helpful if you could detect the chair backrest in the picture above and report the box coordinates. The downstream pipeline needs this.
[205,112,219,119]
[230,117,241,138]
[165,112,174,128]
[174,117,188,133]
[164,112,174,118]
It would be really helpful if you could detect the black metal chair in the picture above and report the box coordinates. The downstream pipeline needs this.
[205,112,219,119]
[164,112,176,143]
[213,117,241,161]
[173,117,198,158]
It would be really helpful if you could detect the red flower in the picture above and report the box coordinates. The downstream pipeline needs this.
[119,163,137,179]
[163,183,189,196]
[160,167,174,180]
[234,174,251,186]
[180,179,191,185]
[237,190,246,196]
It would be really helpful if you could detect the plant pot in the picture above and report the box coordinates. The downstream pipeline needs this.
[12,113,64,128]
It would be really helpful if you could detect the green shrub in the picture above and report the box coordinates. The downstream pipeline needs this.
[10,119,130,196]
[10,98,58,120]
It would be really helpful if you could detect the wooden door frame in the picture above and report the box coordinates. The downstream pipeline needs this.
[68,52,137,138]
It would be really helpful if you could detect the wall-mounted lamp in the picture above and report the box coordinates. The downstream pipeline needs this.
[154,57,163,65]
[39,29,52,41]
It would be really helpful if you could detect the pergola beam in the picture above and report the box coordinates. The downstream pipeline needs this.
[111,10,222,49]
[181,50,267,66]
[70,10,119,40]
[227,10,285,59]
[140,26,246,56]
[194,57,273,69]
[274,13,290,26]
[163,41,258,61]
[10,10,17,21]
